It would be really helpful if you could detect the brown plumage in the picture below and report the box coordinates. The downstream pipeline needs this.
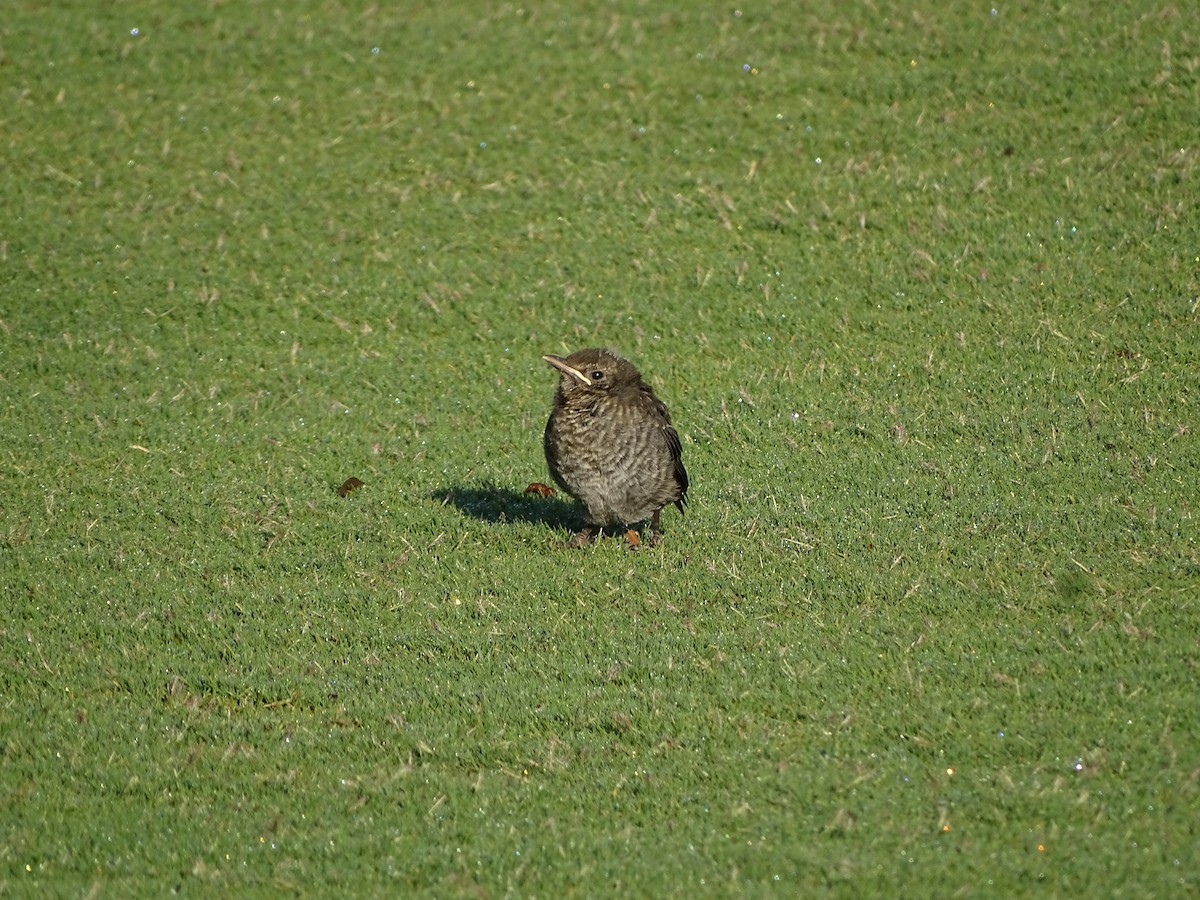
[543,348,688,546]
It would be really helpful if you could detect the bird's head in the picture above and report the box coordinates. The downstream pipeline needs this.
[543,348,640,398]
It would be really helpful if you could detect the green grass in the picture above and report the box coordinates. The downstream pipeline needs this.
[2,0,1197,895]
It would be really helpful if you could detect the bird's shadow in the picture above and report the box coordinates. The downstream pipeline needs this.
[432,481,580,531]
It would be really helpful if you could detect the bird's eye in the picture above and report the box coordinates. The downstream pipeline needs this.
[591,370,604,381]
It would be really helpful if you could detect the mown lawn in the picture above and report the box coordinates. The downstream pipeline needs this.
[2,1,1196,895]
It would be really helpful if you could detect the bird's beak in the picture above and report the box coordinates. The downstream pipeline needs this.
[543,355,590,385]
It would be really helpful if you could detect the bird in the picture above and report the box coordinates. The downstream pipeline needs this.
[542,348,688,546]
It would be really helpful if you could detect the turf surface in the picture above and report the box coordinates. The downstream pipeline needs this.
[2,1,1197,895]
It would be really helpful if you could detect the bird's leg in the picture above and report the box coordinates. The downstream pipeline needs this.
[563,525,595,549]
[649,508,663,546]
[624,528,641,549]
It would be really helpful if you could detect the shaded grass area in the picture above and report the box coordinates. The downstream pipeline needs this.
[2,0,1197,895]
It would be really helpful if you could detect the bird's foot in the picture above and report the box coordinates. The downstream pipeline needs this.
[624,528,641,549]
[647,509,665,547]
[558,526,595,549]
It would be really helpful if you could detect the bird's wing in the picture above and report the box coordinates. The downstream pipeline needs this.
[664,422,689,508]
[641,382,674,425]
[638,382,689,508]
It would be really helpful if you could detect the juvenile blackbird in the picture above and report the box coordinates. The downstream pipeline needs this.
[543,348,688,546]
